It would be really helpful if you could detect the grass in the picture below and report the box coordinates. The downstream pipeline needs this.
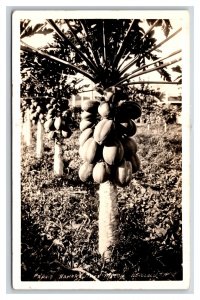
[21,123,182,281]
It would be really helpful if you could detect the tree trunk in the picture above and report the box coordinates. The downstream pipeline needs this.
[147,123,150,131]
[98,181,119,261]
[24,109,32,146]
[36,121,44,158]
[53,141,64,176]
[164,121,167,132]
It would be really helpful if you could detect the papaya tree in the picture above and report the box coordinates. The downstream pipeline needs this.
[20,18,182,260]
[20,23,86,172]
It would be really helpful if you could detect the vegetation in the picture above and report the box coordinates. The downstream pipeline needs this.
[21,124,182,281]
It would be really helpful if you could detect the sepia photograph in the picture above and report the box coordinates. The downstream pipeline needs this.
[12,10,190,290]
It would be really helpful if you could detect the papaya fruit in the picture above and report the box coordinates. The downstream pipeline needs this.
[48,108,56,117]
[118,119,137,137]
[81,100,99,113]
[48,131,57,140]
[116,101,142,121]
[79,119,94,132]
[115,160,133,187]
[81,110,94,121]
[79,137,99,163]
[93,119,114,145]
[79,127,93,146]
[61,128,72,138]
[92,162,110,184]
[44,118,54,132]
[103,138,124,165]
[98,101,111,118]
[54,116,62,130]
[79,162,94,182]
[130,153,140,173]
[122,137,138,158]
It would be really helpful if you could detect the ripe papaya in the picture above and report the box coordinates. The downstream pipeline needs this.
[130,153,141,173]
[92,162,110,184]
[122,137,138,158]
[79,119,94,132]
[54,116,62,130]
[115,160,133,187]
[93,119,114,145]
[44,118,54,132]
[79,127,93,146]
[103,138,124,165]
[119,119,137,137]
[81,100,99,113]
[79,162,94,182]
[98,101,111,118]
[79,137,100,163]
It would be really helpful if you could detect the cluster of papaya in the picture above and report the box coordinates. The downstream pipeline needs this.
[78,94,142,187]
[29,99,47,125]
[44,98,72,140]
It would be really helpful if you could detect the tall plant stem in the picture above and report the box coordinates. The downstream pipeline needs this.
[120,27,182,76]
[21,41,95,82]
[115,49,181,86]
[46,19,97,74]
[99,181,119,261]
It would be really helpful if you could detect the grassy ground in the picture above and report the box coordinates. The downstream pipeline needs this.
[21,123,182,281]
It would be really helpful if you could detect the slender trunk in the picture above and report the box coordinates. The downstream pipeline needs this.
[164,122,167,132]
[53,141,64,176]
[147,124,150,131]
[24,109,32,146]
[36,121,44,158]
[98,181,119,261]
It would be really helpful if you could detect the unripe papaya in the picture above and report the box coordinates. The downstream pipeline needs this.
[92,162,110,184]
[130,153,141,173]
[98,101,111,118]
[93,119,114,145]
[103,138,124,165]
[119,119,137,137]
[115,160,133,187]
[123,137,138,158]
[81,100,99,113]
[79,162,94,182]
[79,127,93,146]
[80,119,94,132]
[79,137,99,163]
[116,101,142,121]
